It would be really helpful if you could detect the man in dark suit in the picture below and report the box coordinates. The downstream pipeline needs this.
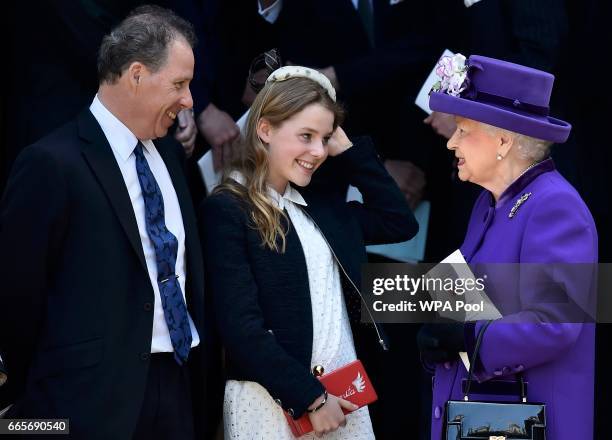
[274,0,438,132]
[1,1,201,193]
[197,0,442,204]
[0,6,214,439]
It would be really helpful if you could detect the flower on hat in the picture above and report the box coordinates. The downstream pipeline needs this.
[431,53,469,97]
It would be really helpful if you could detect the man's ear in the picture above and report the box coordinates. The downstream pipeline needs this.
[127,62,145,89]
[257,117,272,144]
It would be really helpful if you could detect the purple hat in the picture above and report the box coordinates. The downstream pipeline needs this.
[428,54,571,143]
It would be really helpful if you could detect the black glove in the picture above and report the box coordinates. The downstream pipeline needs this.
[417,323,466,364]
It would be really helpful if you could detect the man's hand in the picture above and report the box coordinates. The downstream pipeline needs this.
[175,109,197,158]
[197,103,240,171]
[384,159,426,210]
[424,111,457,139]
[307,393,358,438]
[242,67,269,107]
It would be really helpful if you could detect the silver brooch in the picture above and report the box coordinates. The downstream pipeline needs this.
[508,192,532,219]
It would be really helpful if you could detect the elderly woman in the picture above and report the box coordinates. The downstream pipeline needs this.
[418,55,597,440]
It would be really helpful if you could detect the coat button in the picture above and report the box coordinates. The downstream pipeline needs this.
[143,302,153,311]
[267,329,274,335]
[444,361,452,370]
[274,398,282,406]
[434,406,441,419]
[140,352,150,361]
[287,408,294,417]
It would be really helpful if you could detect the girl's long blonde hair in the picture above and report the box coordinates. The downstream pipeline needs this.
[215,77,344,252]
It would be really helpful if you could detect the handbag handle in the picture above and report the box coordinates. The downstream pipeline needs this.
[463,320,527,403]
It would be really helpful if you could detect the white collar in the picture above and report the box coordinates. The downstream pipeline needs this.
[228,170,307,209]
[89,94,155,160]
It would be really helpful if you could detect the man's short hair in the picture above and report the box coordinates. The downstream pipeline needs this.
[97,5,197,84]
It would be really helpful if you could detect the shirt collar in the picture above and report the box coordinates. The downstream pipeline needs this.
[495,157,556,207]
[228,170,307,209]
[89,95,154,160]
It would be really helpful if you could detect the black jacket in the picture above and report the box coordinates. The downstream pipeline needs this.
[2,0,208,191]
[199,137,417,418]
[0,109,214,439]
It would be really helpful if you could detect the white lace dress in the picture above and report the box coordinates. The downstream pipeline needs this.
[223,184,375,440]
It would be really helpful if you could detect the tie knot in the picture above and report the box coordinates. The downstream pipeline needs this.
[134,141,145,159]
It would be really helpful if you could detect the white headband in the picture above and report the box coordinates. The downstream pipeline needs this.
[266,66,337,102]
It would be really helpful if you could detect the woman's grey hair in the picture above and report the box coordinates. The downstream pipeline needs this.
[482,122,553,162]
[97,5,197,84]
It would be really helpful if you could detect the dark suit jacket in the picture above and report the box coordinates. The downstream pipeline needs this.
[1,0,209,191]
[448,0,568,72]
[197,0,442,163]
[0,108,214,439]
[272,0,440,100]
[268,1,443,161]
[199,137,418,419]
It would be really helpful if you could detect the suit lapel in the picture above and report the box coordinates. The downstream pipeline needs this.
[78,107,203,324]
[77,109,148,273]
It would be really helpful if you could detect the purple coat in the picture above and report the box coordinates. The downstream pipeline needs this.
[430,159,598,440]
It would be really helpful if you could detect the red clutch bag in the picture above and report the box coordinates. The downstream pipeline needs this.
[284,359,377,437]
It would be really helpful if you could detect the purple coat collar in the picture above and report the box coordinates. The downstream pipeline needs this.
[461,158,556,262]
[494,157,555,207]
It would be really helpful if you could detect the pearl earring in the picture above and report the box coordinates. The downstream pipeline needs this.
[496,153,503,161]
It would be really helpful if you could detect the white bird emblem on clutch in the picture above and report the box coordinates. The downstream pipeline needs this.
[352,372,366,393]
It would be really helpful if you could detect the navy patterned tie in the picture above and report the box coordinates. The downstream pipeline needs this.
[134,142,192,365]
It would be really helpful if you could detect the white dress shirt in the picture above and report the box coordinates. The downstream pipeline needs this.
[89,95,199,353]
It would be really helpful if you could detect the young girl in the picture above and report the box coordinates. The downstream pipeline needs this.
[199,66,417,439]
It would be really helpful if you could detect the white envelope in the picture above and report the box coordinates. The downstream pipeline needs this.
[414,49,454,115]
[433,249,501,370]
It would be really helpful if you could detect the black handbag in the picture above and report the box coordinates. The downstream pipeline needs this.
[445,321,546,440]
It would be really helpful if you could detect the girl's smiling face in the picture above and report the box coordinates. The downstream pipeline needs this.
[258,103,335,193]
